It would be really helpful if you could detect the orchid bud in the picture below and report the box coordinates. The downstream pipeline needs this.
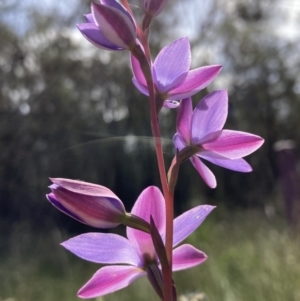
[142,0,169,17]
[47,178,126,228]
[141,0,169,31]
[77,0,137,51]
[46,178,150,232]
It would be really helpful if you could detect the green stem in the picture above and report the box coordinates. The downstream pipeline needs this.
[123,213,151,233]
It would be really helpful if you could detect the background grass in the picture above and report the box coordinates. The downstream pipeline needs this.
[1,210,300,301]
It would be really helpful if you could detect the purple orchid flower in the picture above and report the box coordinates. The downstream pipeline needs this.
[61,186,214,298]
[131,37,222,108]
[77,0,137,51]
[173,91,264,188]
[46,178,149,232]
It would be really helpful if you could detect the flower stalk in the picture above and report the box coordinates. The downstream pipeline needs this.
[132,41,174,301]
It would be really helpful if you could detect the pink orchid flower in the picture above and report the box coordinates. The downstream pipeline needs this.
[77,0,137,51]
[174,91,264,188]
[131,37,222,108]
[62,186,214,298]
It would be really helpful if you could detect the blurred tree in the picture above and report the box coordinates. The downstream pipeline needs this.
[206,0,300,208]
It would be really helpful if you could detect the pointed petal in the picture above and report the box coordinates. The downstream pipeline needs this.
[146,264,164,300]
[153,37,191,93]
[199,152,252,172]
[47,193,86,224]
[131,54,147,87]
[77,23,123,50]
[61,233,142,266]
[78,265,145,298]
[173,205,215,247]
[50,178,120,199]
[177,97,193,143]
[190,156,217,188]
[168,65,222,100]
[202,130,264,159]
[191,90,228,144]
[92,3,136,49]
[132,77,149,96]
[101,0,135,27]
[173,133,187,152]
[84,14,95,23]
[172,244,207,271]
[127,186,165,260]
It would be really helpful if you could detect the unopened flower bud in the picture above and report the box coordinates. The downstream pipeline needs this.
[77,0,137,51]
[47,178,126,228]
[142,0,169,18]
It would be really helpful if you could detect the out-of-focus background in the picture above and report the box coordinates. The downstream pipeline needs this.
[1,0,300,300]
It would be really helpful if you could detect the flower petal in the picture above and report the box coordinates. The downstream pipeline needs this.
[153,37,190,93]
[173,205,215,247]
[173,133,187,152]
[84,14,95,23]
[199,152,252,172]
[132,77,149,96]
[92,2,136,49]
[47,193,86,224]
[77,23,123,50]
[190,156,217,188]
[61,233,142,266]
[127,186,165,260]
[78,265,145,298]
[177,97,193,143]
[49,179,125,228]
[168,65,222,100]
[50,178,121,199]
[202,130,264,159]
[191,90,228,144]
[131,54,147,87]
[172,244,207,271]
[100,0,135,27]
